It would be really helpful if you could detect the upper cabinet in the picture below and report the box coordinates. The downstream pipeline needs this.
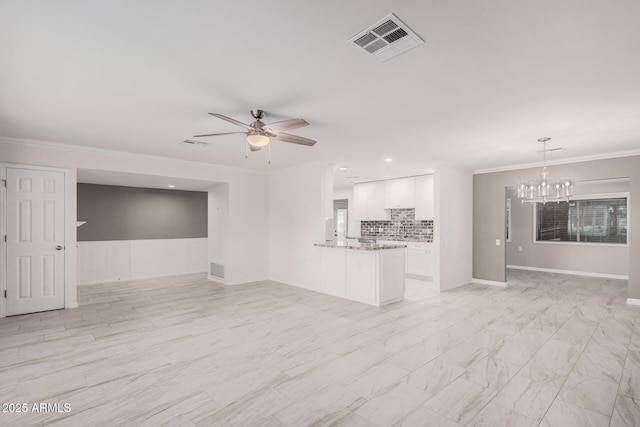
[384,177,415,209]
[354,174,433,221]
[415,174,434,220]
[353,184,368,220]
[354,181,387,220]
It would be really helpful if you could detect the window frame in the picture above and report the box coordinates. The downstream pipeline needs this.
[532,192,630,247]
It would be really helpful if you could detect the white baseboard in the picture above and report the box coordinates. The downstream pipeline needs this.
[268,276,320,292]
[406,273,434,281]
[507,265,628,280]
[208,275,269,286]
[472,278,508,287]
[66,301,79,309]
[627,298,640,306]
[79,270,208,286]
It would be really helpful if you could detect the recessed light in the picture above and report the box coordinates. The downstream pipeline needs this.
[338,166,348,171]
[384,158,393,162]
[426,169,435,174]
[383,175,391,179]
[167,185,176,188]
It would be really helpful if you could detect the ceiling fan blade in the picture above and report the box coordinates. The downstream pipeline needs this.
[273,132,316,146]
[249,144,262,152]
[262,118,309,134]
[193,132,246,137]
[208,113,253,131]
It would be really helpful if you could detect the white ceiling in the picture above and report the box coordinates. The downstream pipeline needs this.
[1,1,639,188]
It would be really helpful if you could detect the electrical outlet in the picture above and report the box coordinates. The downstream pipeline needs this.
[495,239,501,246]
[518,246,523,252]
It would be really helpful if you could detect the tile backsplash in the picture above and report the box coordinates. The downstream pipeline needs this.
[360,209,434,242]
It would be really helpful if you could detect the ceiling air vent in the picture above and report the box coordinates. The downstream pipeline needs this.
[181,139,209,147]
[347,13,424,62]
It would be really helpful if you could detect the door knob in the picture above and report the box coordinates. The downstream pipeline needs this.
[55,245,64,250]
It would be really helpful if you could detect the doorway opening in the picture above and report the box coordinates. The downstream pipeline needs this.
[333,199,348,241]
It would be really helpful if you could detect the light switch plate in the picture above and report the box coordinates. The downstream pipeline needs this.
[496,239,501,246]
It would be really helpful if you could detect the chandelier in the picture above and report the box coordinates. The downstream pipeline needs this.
[517,137,573,204]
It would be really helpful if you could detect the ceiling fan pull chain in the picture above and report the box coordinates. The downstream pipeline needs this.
[268,143,271,165]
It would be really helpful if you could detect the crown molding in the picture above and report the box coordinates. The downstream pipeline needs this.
[473,148,640,175]
[0,135,272,175]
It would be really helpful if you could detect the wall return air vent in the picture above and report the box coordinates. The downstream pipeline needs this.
[347,13,424,62]
[210,262,225,280]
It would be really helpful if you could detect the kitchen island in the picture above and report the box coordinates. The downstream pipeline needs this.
[314,241,406,307]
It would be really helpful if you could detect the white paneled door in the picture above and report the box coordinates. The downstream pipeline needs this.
[6,167,65,315]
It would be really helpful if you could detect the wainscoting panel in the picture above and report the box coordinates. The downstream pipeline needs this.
[77,238,207,285]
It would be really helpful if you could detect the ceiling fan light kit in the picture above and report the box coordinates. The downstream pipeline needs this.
[193,109,316,161]
[247,133,270,147]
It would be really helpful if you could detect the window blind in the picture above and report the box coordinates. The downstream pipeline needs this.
[536,197,627,244]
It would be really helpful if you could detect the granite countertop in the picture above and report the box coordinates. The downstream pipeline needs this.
[314,242,407,251]
[376,238,433,243]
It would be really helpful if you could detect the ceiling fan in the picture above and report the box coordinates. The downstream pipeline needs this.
[194,109,316,152]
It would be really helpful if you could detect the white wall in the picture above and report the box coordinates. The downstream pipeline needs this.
[77,238,208,284]
[434,165,473,291]
[208,182,229,279]
[0,139,270,306]
[269,162,332,290]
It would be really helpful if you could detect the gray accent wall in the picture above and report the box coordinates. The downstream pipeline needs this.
[77,184,208,241]
[473,155,640,298]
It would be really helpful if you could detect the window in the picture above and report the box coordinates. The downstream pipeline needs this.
[535,196,628,244]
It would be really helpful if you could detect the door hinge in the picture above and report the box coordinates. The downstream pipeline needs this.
[2,179,5,188]
[3,290,6,298]
[3,235,6,243]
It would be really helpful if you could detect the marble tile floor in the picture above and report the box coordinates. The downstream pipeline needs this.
[1,270,640,426]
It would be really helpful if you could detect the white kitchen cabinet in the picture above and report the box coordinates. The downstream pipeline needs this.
[367,181,386,220]
[380,250,406,302]
[379,240,435,279]
[353,183,369,220]
[377,240,408,270]
[406,242,434,278]
[320,248,346,298]
[353,181,387,220]
[384,177,415,209]
[414,174,434,220]
[346,250,377,304]
[425,248,434,277]
[317,244,406,307]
